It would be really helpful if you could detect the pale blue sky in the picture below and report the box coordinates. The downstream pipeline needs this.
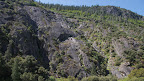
[36,0,144,16]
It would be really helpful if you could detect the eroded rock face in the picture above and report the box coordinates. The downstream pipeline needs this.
[22,6,80,70]
[24,6,55,28]
[1,1,143,79]
[51,37,92,78]
[112,39,124,57]
[0,3,77,69]
[108,38,139,78]
[111,67,123,78]
[88,6,143,19]
[109,61,133,78]
[119,62,133,76]
[22,6,91,78]
[112,38,139,58]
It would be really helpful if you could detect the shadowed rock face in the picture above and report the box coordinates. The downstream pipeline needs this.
[58,33,73,42]
[0,3,88,78]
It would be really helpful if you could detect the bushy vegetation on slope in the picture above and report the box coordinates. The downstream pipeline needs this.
[0,0,144,81]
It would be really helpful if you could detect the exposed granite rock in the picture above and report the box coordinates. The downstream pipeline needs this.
[46,37,92,78]
[0,1,143,79]
[112,39,124,57]
[110,61,133,78]
[56,37,92,78]
[119,62,133,76]
[92,41,100,52]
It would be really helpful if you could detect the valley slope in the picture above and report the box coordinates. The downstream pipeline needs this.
[0,0,144,81]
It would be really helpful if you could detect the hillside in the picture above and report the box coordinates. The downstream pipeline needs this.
[0,0,144,81]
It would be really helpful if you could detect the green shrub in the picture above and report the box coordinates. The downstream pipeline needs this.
[81,75,117,81]
[128,68,144,79]
[81,76,99,81]
[114,56,122,66]
[67,76,78,81]
[99,75,117,81]
[135,63,144,69]
[38,76,44,81]
[48,76,56,81]
[121,77,144,81]
[129,77,144,81]
[20,72,37,81]
[56,76,78,81]
[30,2,37,6]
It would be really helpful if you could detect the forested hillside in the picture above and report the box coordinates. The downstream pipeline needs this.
[0,0,144,81]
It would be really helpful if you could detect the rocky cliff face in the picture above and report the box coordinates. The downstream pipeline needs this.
[0,1,92,78]
[88,6,143,20]
[0,1,144,80]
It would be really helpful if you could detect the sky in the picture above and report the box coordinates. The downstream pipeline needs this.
[36,0,144,16]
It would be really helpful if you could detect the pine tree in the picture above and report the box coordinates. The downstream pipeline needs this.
[91,63,97,75]
[5,40,13,61]
[11,57,20,81]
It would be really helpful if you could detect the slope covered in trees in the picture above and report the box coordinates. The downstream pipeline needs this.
[0,0,144,81]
